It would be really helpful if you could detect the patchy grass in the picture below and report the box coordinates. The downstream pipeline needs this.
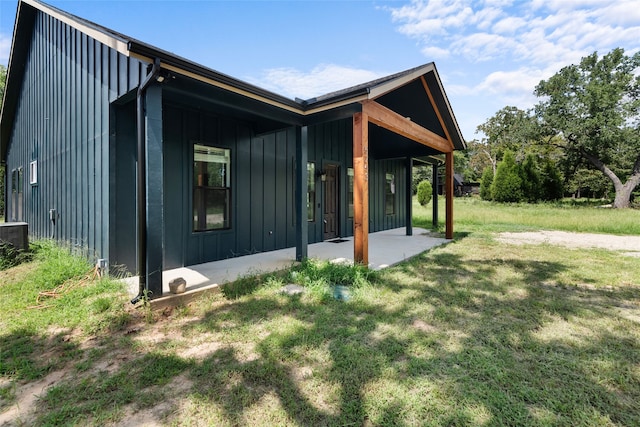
[1,207,639,425]
[414,196,640,235]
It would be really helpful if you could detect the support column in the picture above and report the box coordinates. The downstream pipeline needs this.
[445,151,454,239]
[295,126,308,261]
[405,157,413,236]
[145,85,164,296]
[432,162,438,230]
[353,112,369,265]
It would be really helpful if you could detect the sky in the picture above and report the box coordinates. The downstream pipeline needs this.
[1,0,639,141]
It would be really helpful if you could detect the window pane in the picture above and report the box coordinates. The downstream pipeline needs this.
[385,173,395,215]
[193,144,231,231]
[307,162,315,222]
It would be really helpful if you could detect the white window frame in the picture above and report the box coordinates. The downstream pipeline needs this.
[29,160,38,185]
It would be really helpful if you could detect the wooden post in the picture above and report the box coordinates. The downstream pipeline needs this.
[432,161,439,230]
[445,151,454,239]
[295,126,308,261]
[353,112,369,265]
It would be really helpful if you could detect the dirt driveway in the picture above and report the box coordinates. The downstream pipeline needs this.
[497,230,640,257]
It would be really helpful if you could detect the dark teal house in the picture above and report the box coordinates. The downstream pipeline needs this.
[1,0,465,299]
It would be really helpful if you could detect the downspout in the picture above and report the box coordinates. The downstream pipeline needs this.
[131,58,161,305]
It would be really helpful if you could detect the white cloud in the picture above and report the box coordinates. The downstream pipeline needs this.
[421,45,450,58]
[251,64,386,100]
[386,0,640,116]
[0,33,11,65]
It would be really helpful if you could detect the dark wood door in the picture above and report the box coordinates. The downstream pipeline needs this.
[323,164,339,240]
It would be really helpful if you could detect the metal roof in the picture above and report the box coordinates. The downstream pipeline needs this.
[1,0,466,161]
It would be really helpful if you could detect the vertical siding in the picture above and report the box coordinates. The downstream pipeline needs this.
[5,11,145,262]
[162,100,300,265]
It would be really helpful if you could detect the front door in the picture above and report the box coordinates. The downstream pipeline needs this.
[323,164,339,240]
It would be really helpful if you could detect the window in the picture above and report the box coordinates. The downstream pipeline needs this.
[385,172,395,215]
[193,144,231,231]
[307,162,315,222]
[347,168,354,218]
[29,160,37,185]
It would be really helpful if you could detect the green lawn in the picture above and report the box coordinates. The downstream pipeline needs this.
[1,199,639,426]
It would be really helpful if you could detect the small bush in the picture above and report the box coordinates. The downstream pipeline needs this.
[416,180,433,206]
[0,243,31,270]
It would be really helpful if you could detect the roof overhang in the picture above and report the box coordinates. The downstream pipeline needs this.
[1,0,466,162]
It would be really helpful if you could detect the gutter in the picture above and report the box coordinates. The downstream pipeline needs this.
[131,58,161,305]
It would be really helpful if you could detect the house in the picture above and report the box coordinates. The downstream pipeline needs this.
[0,0,466,299]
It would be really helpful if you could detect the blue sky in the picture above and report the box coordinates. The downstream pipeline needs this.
[1,0,639,140]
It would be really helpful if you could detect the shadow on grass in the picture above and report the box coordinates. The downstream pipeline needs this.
[10,242,639,426]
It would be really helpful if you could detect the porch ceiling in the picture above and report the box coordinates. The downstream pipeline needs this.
[162,73,304,134]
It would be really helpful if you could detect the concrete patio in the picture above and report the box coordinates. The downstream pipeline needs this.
[125,227,448,302]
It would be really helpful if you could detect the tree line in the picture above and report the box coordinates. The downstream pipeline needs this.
[461,48,640,208]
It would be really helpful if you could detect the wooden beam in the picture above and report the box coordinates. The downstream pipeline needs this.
[353,112,369,265]
[361,100,452,153]
[445,151,454,239]
[420,76,454,148]
[432,162,439,229]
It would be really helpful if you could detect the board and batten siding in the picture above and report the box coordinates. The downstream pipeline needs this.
[162,102,299,268]
[161,107,408,268]
[5,10,145,261]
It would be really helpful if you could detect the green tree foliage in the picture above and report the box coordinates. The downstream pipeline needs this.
[416,180,432,206]
[412,165,431,195]
[540,158,564,201]
[521,154,542,203]
[475,106,540,174]
[479,167,493,200]
[535,48,640,208]
[491,150,523,202]
[567,168,611,199]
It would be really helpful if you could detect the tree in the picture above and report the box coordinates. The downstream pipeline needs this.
[540,158,564,201]
[479,167,493,200]
[475,106,539,174]
[491,150,523,203]
[416,180,432,206]
[535,48,640,208]
[521,154,542,203]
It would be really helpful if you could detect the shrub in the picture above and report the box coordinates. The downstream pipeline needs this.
[521,154,542,203]
[491,150,523,202]
[416,180,432,206]
[479,167,494,200]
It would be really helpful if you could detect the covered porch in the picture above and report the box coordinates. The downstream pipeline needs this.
[125,227,448,301]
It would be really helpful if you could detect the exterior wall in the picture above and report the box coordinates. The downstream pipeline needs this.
[161,103,407,268]
[162,101,299,268]
[4,10,144,261]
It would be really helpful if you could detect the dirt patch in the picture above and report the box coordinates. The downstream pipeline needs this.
[0,370,67,427]
[497,230,640,256]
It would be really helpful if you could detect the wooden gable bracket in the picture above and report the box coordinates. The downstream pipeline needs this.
[420,76,455,240]
[360,99,453,154]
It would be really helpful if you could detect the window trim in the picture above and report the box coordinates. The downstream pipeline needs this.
[385,172,396,215]
[307,162,316,222]
[192,144,232,232]
[29,160,38,185]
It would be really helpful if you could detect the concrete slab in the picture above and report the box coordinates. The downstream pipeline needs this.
[124,227,448,300]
